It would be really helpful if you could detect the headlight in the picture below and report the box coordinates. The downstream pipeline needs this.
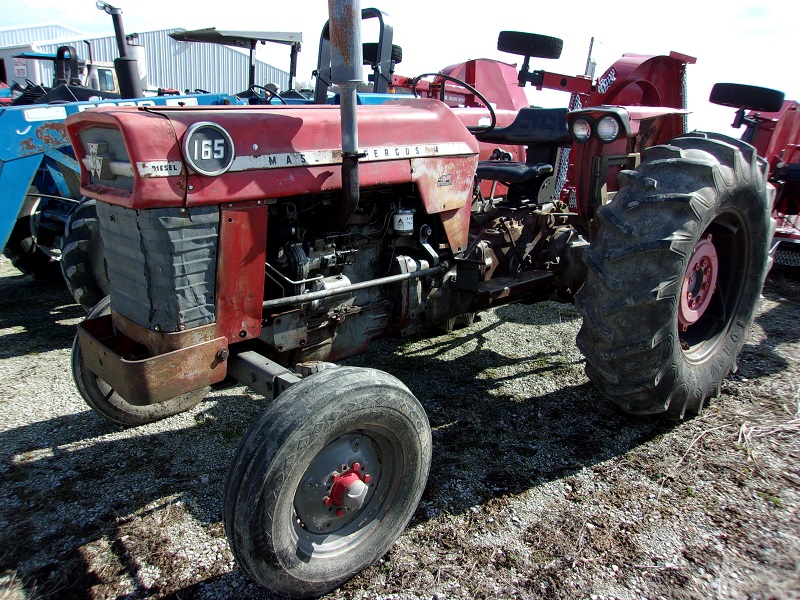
[183,122,235,176]
[571,117,592,142]
[596,116,621,143]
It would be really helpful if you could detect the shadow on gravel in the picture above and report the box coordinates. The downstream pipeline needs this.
[737,265,800,379]
[341,304,676,525]
[0,391,263,598]
[0,269,83,358]
[4,269,797,598]
[1,299,675,599]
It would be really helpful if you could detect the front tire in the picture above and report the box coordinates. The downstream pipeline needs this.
[223,366,432,598]
[72,297,207,426]
[576,132,774,417]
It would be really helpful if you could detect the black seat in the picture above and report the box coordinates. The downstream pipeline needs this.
[474,107,570,203]
[476,107,571,147]
[475,162,553,184]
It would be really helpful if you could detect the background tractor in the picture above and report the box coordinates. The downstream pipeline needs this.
[64,0,775,596]
[708,82,799,266]
[0,3,243,312]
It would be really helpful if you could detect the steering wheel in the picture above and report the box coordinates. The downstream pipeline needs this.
[410,72,496,134]
[249,84,288,105]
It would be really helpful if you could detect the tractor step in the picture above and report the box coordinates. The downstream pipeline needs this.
[476,269,553,303]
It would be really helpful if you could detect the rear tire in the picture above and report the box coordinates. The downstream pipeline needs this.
[72,296,207,426]
[224,366,431,598]
[61,198,109,312]
[576,132,773,417]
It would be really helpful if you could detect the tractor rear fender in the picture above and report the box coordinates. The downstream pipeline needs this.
[762,101,800,171]
[762,101,800,218]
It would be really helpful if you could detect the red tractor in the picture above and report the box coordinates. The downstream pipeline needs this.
[709,82,799,266]
[64,2,774,596]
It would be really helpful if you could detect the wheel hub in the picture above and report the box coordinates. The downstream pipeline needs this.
[324,462,372,516]
[294,435,380,534]
[679,235,719,331]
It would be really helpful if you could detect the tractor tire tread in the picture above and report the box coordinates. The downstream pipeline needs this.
[576,132,772,418]
[60,198,109,312]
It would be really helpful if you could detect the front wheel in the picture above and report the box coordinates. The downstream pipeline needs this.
[72,297,207,426]
[576,132,774,418]
[223,366,432,598]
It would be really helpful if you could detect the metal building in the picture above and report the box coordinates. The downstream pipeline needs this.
[0,23,82,48]
[1,24,291,94]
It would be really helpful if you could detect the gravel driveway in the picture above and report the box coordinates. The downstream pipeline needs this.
[1,255,798,599]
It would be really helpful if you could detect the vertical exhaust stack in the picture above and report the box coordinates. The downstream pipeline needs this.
[96,1,143,99]
[328,0,363,227]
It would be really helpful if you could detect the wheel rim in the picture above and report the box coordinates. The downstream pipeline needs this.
[678,235,719,330]
[292,430,397,557]
[680,211,748,358]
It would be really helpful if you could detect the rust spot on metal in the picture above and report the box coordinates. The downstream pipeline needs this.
[18,121,70,157]
[35,121,69,146]
[328,1,359,72]
[19,138,38,153]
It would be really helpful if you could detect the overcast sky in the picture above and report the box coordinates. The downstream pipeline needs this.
[2,0,798,133]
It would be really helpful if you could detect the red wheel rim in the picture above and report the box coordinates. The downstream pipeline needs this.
[679,235,719,331]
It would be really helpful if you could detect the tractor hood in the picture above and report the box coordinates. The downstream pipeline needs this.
[65,99,480,210]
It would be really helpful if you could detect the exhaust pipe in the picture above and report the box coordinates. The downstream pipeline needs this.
[96,1,143,99]
[328,0,363,227]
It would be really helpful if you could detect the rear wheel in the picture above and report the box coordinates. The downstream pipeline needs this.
[576,132,773,417]
[72,296,207,426]
[60,198,109,312]
[3,189,62,280]
[224,366,431,598]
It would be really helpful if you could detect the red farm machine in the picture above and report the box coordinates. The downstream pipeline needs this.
[709,82,800,266]
[63,1,776,596]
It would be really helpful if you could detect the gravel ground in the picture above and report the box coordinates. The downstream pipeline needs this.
[0,254,798,600]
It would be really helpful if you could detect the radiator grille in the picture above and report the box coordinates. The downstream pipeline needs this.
[96,203,219,332]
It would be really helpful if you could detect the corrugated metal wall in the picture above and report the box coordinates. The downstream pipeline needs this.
[20,28,289,93]
[0,24,83,48]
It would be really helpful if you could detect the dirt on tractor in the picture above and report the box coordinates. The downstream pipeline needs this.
[1,255,797,600]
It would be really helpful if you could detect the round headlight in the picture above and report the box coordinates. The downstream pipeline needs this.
[183,122,235,176]
[596,116,621,142]
[571,117,592,142]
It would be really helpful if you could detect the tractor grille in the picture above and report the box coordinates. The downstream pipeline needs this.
[95,202,219,332]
